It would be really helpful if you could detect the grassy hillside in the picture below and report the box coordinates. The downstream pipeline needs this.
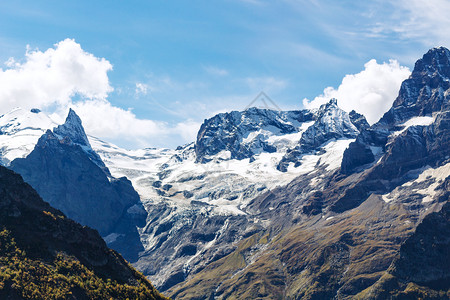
[0,166,169,299]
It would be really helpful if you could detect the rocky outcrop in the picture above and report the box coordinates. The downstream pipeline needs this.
[277,99,364,171]
[195,107,315,162]
[364,202,450,299]
[165,48,450,299]
[10,109,146,262]
[342,47,450,175]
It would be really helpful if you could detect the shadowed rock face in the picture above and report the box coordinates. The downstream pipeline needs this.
[11,130,134,234]
[195,107,315,162]
[164,48,450,300]
[364,202,450,299]
[277,99,363,171]
[0,165,166,299]
[392,201,450,288]
[9,109,146,262]
[342,47,450,175]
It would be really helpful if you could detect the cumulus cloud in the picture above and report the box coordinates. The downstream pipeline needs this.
[0,39,112,111]
[303,59,410,124]
[61,100,200,148]
[0,39,199,149]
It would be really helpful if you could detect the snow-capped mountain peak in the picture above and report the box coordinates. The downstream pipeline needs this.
[342,46,450,175]
[46,109,106,169]
[300,98,360,150]
[194,107,315,162]
[53,108,92,149]
[0,107,58,165]
[414,46,450,80]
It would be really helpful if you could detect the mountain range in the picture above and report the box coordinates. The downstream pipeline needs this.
[0,47,449,299]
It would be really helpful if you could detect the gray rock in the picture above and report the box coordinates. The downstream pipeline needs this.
[10,109,146,262]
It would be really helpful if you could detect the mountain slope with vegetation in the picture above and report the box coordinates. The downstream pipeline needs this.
[167,47,450,299]
[0,165,168,299]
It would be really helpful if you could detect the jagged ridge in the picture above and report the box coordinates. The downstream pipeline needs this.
[9,109,147,263]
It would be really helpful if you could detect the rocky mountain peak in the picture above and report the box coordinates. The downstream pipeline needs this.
[300,98,360,150]
[322,98,355,126]
[349,110,370,132]
[52,109,107,169]
[276,99,364,171]
[54,108,91,148]
[194,108,315,162]
[339,48,450,221]
[414,46,450,79]
[322,97,338,108]
[381,47,450,126]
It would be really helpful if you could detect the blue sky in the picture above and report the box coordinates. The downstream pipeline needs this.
[0,0,448,148]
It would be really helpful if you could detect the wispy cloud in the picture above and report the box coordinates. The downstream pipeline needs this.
[360,0,450,46]
[203,65,229,76]
[135,82,149,95]
[244,76,288,93]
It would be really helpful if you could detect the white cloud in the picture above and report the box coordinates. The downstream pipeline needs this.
[71,100,200,148]
[174,120,202,143]
[69,100,164,147]
[365,0,450,46]
[0,39,200,149]
[303,59,410,124]
[135,82,149,95]
[0,38,112,111]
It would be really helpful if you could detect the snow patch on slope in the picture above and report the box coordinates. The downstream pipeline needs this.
[391,115,435,137]
[0,107,57,165]
[382,162,450,203]
[91,133,353,221]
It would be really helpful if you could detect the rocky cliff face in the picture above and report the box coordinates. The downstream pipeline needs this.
[0,165,167,299]
[335,47,450,213]
[364,201,450,299]
[165,48,450,299]
[342,47,450,175]
[9,110,146,262]
[277,99,363,171]
[1,48,448,300]
[195,107,315,162]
